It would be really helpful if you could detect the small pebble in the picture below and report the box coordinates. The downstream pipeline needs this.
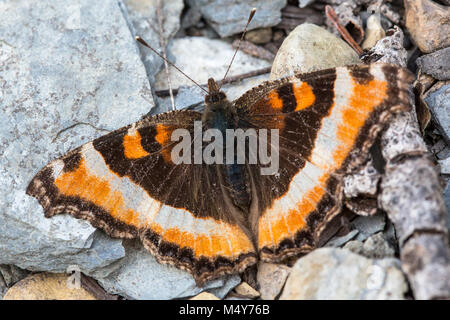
[190,292,220,300]
[233,282,260,299]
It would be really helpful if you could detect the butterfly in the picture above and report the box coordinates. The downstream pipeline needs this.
[27,63,413,285]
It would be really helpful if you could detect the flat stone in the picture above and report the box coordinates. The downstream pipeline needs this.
[257,262,291,300]
[96,241,241,300]
[3,273,97,300]
[233,282,260,299]
[122,0,184,84]
[244,27,273,44]
[154,37,270,91]
[270,23,361,80]
[416,47,450,81]
[280,248,407,300]
[352,212,386,242]
[424,82,450,144]
[325,229,359,248]
[187,0,287,38]
[405,0,450,53]
[0,0,155,276]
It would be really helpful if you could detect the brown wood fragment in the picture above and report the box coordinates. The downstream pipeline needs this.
[80,274,119,300]
[232,39,275,62]
[278,5,323,33]
[325,5,363,55]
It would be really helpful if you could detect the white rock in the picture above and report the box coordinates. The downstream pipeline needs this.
[362,14,386,50]
[154,37,270,91]
[270,23,361,80]
[280,248,408,300]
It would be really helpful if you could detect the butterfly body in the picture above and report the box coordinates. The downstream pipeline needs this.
[27,64,414,284]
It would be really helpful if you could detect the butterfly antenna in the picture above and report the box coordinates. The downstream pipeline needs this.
[218,8,257,90]
[136,36,209,94]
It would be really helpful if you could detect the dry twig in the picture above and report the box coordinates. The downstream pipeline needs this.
[325,5,363,55]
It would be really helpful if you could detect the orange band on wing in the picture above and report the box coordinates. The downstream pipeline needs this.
[155,124,174,163]
[333,78,387,166]
[293,82,315,111]
[258,174,328,247]
[152,222,253,258]
[54,159,144,228]
[267,90,283,110]
[123,130,150,159]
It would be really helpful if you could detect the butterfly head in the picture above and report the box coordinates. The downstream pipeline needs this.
[205,78,226,104]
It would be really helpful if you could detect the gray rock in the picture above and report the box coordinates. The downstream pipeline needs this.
[181,6,203,29]
[257,262,291,300]
[280,248,408,299]
[325,229,359,247]
[416,47,450,81]
[187,0,287,38]
[439,157,450,175]
[122,0,184,84]
[344,233,395,259]
[363,26,407,68]
[444,182,450,231]
[344,159,380,198]
[97,241,241,300]
[352,212,386,242]
[424,83,450,144]
[0,0,153,275]
[270,23,361,80]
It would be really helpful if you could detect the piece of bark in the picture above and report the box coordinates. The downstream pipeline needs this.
[326,1,364,45]
[413,72,435,134]
[401,234,450,300]
[278,5,324,33]
[373,27,450,299]
[232,39,275,62]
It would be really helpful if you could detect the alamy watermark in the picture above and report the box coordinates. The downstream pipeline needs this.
[170,121,279,175]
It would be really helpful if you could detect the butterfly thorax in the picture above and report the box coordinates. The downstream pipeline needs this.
[202,78,251,212]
